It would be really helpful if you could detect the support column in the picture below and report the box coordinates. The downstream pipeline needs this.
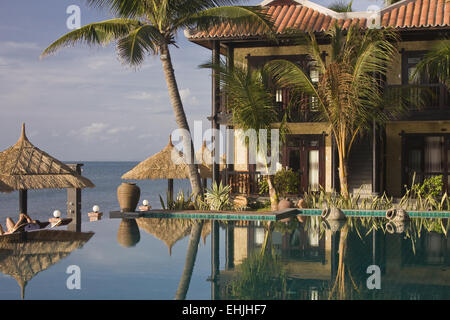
[67,163,83,232]
[19,190,27,214]
[372,120,380,195]
[168,179,174,203]
[211,40,221,282]
[212,40,221,185]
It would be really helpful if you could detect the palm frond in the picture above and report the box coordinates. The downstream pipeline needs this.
[116,24,163,65]
[181,6,275,39]
[41,19,140,57]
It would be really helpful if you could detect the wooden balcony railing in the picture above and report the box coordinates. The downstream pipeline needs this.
[221,170,264,195]
[386,83,449,111]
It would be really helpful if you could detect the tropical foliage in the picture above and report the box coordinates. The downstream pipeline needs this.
[414,39,450,87]
[199,181,233,210]
[202,60,289,210]
[258,168,299,198]
[265,24,401,199]
[228,251,287,300]
[159,189,195,210]
[41,0,274,198]
[328,0,353,12]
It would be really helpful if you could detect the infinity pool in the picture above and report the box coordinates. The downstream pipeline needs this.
[0,215,448,300]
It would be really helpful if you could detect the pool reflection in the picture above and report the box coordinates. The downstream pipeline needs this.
[216,217,450,300]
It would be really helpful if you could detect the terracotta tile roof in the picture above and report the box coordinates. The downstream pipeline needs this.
[381,0,449,28]
[187,0,449,40]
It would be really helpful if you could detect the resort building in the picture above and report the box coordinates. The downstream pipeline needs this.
[187,0,450,198]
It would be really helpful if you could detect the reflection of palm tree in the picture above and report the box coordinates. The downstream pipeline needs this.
[0,230,94,299]
[328,225,358,300]
[175,221,204,300]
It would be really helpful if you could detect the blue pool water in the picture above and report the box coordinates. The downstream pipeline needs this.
[0,162,449,300]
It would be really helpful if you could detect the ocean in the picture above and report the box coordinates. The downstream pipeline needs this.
[0,161,194,222]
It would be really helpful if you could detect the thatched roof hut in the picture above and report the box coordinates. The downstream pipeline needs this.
[122,136,211,180]
[136,218,194,255]
[0,230,94,299]
[0,124,95,190]
[195,140,227,172]
[0,179,13,193]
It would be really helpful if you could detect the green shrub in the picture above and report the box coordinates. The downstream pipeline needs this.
[411,174,443,198]
[259,168,299,197]
[159,190,195,210]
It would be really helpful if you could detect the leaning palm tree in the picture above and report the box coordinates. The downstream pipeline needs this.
[41,0,273,198]
[265,24,400,199]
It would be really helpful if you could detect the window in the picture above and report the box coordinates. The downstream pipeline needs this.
[403,134,450,193]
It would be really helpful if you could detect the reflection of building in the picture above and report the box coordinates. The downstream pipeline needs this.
[219,218,450,300]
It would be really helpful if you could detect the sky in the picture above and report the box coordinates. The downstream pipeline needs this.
[0,0,385,161]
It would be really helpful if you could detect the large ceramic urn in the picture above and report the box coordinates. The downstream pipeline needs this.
[117,182,141,212]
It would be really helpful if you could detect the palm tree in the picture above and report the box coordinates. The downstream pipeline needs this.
[328,0,353,12]
[414,39,450,87]
[41,0,273,198]
[203,61,288,210]
[265,24,400,199]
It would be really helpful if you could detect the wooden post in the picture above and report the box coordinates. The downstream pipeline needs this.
[67,164,83,232]
[225,221,235,270]
[168,179,174,203]
[19,189,27,214]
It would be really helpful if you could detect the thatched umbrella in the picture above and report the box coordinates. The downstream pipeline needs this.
[0,124,94,213]
[0,230,94,299]
[121,135,210,202]
[136,218,194,256]
[0,179,13,193]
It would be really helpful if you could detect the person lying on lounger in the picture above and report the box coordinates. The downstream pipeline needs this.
[0,213,50,235]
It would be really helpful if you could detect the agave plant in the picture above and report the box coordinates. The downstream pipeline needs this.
[159,189,195,210]
[201,181,232,211]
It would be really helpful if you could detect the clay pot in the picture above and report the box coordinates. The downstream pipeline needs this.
[321,219,347,233]
[321,207,346,220]
[386,220,410,234]
[386,208,410,222]
[117,219,141,248]
[117,183,141,212]
[278,199,292,211]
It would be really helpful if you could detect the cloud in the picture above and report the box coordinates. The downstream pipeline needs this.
[106,126,136,135]
[127,91,154,101]
[180,88,199,106]
[69,122,109,138]
[0,41,40,51]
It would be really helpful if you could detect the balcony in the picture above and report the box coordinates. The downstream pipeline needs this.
[386,83,450,120]
[221,170,264,195]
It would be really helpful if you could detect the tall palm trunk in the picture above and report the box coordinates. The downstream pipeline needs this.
[267,175,279,211]
[159,42,203,198]
[175,221,204,300]
[338,152,349,200]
